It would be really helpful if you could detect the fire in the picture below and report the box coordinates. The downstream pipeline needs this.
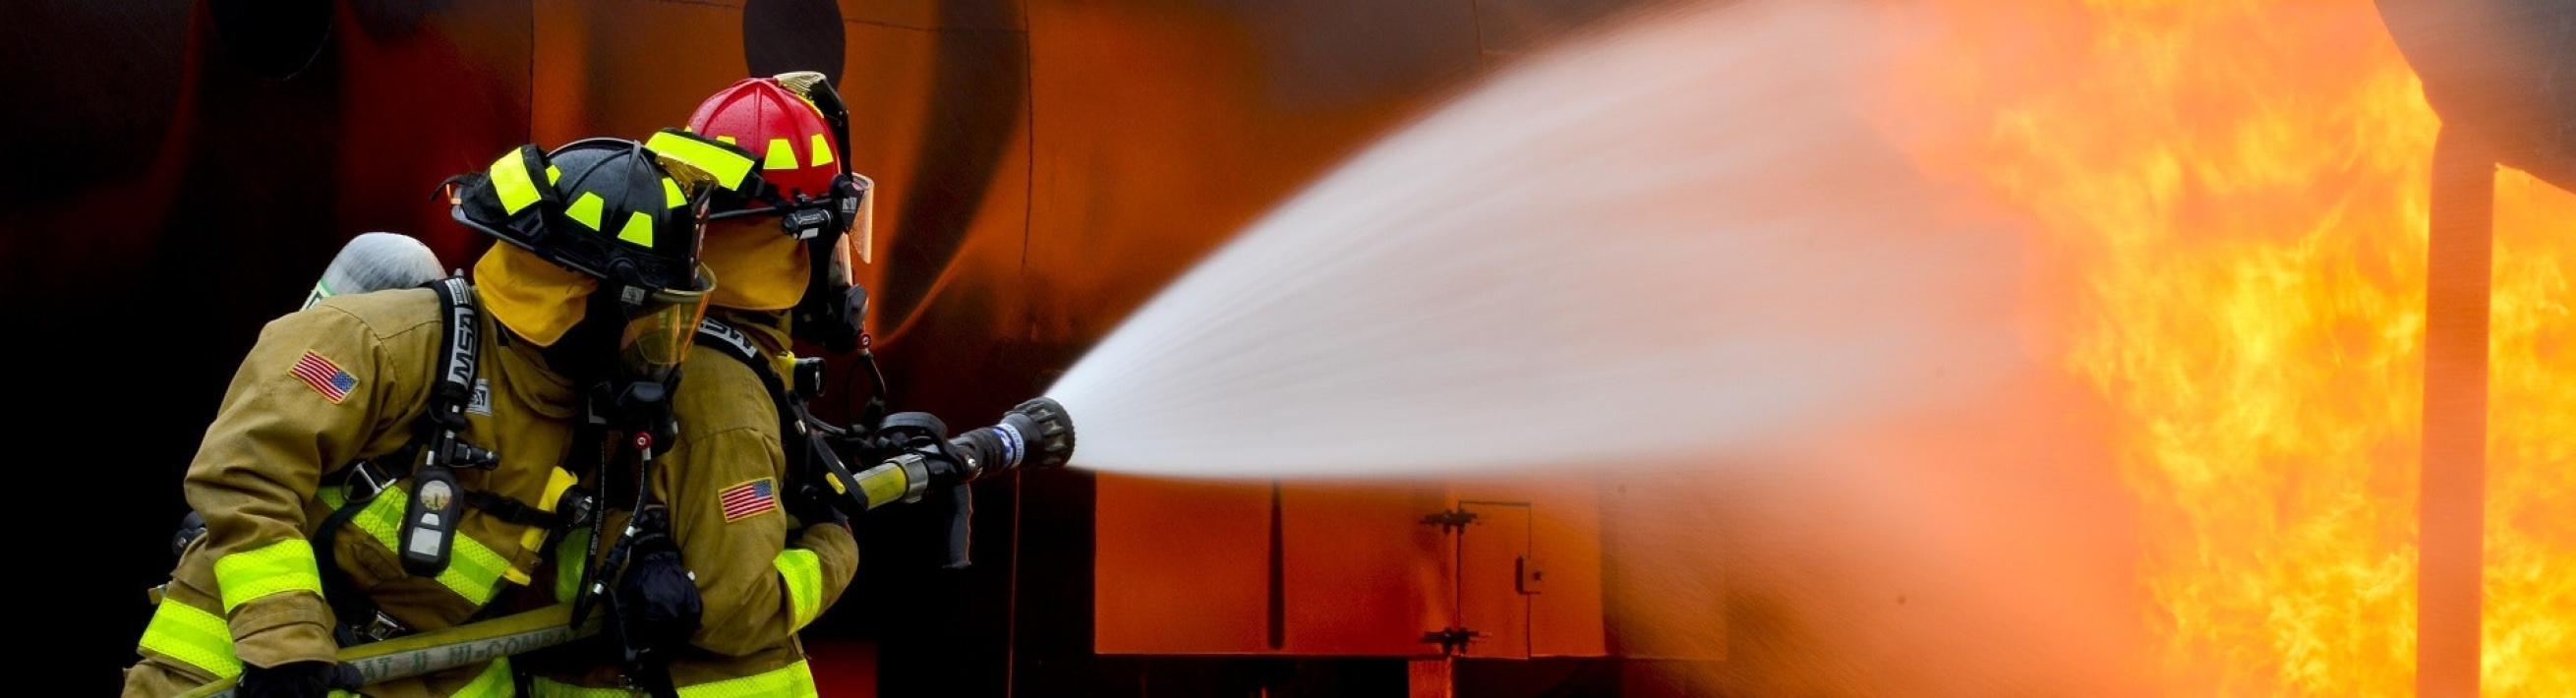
[2483,169,2575,694]
[1878,0,2574,693]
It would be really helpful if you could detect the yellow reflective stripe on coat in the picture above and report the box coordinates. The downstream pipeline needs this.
[139,599,242,678]
[528,676,637,697]
[214,539,323,611]
[555,526,593,604]
[452,658,514,698]
[774,549,824,631]
[676,660,820,698]
[350,488,512,605]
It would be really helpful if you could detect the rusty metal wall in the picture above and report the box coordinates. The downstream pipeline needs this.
[13,0,1647,693]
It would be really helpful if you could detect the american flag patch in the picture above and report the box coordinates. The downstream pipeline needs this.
[291,351,358,403]
[719,478,779,522]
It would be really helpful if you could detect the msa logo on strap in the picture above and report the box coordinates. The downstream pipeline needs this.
[698,318,757,359]
[439,279,479,389]
[466,378,493,416]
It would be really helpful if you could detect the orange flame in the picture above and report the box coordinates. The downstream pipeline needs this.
[1879,0,2574,692]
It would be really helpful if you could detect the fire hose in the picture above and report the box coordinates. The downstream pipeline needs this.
[174,603,599,698]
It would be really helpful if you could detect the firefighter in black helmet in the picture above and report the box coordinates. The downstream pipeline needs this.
[123,132,743,698]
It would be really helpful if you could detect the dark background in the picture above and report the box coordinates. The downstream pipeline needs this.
[2,1,1648,694]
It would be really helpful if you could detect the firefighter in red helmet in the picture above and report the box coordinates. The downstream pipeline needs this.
[521,73,872,696]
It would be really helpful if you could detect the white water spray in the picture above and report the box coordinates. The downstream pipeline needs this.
[1047,1,2024,479]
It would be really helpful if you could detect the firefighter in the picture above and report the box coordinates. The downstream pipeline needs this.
[123,134,738,698]
[521,73,868,697]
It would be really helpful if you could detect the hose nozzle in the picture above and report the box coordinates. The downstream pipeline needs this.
[968,397,1077,475]
[846,397,1077,511]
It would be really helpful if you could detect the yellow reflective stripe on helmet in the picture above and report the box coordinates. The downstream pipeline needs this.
[774,549,824,631]
[617,210,656,247]
[350,490,510,605]
[489,150,542,214]
[808,134,834,167]
[451,658,513,698]
[674,660,819,698]
[547,164,563,185]
[555,526,593,604]
[214,539,323,611]
[763,138,797,171]
[645,129,756,191]
[566,192,606,231]
[139,599,242,678]
[663,178,686,209]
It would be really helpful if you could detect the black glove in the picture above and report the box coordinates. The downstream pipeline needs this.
[611,515,702,666]
[237,661,358,698]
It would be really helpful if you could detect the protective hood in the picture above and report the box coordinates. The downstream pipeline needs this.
[699,217,809,312]
[473,244,596,347]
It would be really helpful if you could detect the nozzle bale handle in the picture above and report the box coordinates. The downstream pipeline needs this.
[838,397,1076,513]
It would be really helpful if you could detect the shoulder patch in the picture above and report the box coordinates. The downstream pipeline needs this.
[291,351,359,403]
[718,478,780,523]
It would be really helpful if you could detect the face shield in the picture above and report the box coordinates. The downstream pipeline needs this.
[827,173,875,283]
[611,263,717,385]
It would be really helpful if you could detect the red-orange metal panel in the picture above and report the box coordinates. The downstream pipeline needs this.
[1458,501,1532,659]
[1092,474,1272,654]
[1279,482,1453,656]
[1459,476,1607,658]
